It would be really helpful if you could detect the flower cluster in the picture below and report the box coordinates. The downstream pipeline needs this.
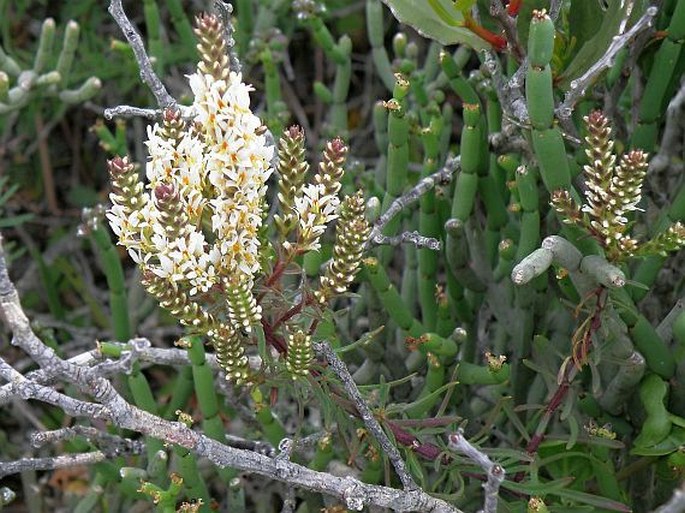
[107,14,371,384]
[282,136,347,254]
[107,14,273,382]
[551,111,685,261]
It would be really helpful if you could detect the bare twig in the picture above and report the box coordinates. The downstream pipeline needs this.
[368,231,441,250]
[483,50,529,124]
[281,486,297,513]
[556,6,658,118]
[104,105,160,120]
[213,1,241,72]
[549,0,564,21]
[107,0,175,109]
[367,156,459,248]
[314,341,419,492]
[30,425,145,456]
[104,104,198,121]
[0,452,107,479]
[489,129,530,156]
[0,339,263,407]
[448,430,505,513]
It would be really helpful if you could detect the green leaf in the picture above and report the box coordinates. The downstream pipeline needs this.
[554,488,631,512]
[558,0,649,89]
[380,0,490,50]
[630,427,685,456]
[0,213,34,228]
[453,0,476,11]
[501,477,575,495]
[568,0,604,54]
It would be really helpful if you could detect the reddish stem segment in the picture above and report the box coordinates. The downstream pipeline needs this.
[507,0,523,16]
[514,289,607,481]
[463,13,507,51]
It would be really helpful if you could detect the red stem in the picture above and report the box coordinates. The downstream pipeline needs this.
[463,13,507,51]
[515,289,607,481]
[506,0,522,16]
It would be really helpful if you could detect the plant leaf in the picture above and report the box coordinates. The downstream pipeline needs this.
[554,488,631,512]
[453,0,476,11]
[380,0,490,50]
[558,0,649,89]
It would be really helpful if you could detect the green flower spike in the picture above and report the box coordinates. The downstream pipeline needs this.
[551,110,685,261]
[286,329,314,378]
[315,191,371,306]
[275,125,309,239]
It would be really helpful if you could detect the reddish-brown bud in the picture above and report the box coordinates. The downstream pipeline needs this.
[154,183,177,203]
[285,125,304,140]
[107,156,134,178]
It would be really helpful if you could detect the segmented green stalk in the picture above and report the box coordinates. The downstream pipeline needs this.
[162,366,194,419]
[379,74,410,264]
[493,238,516,282]
[451,103,484,222]
[599,351,645,415]
[401,224,420,317]
[633,374,672,448]
[631,0,685,151]
[139,472,183,513]
[234,0,254,56]
[372,100,389,197]
[611,288,675,379]
[163,417,209,511]
[330,35,352,136]
[56,20,78,85]
[527,10,572,194]
[33,18,55,73]
[185,336,238,483]
[514,165,541,262]
[457,360,510,385]
[439,48,478,104]
[143,0,164,72]
[299,5,351,136]
[260,45,286,136]
[87,222,165,464]
[251,387,287,446]
[444,219,486,293]
[434,289,455,337]
[366,0,395,91]
[418,113,443,329]
[166,0,197,59]
[363,257,424,337]
[405,352,445,417]
[0,17,99,114]
[481,94,509,263]
[628,2,685,297]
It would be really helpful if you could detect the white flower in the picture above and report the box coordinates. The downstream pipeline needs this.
[292,183,340,252]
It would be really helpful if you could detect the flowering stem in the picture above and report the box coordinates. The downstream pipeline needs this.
[273,295,314,330]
